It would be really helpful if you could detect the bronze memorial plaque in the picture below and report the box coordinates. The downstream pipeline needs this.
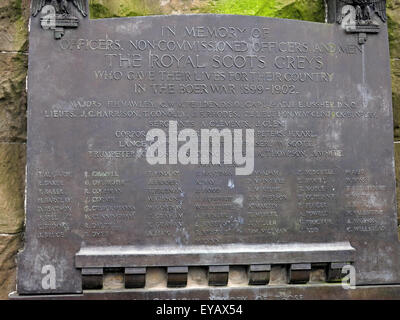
[15,0,400,298]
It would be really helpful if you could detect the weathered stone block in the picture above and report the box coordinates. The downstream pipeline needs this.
[0,0,30,52]
[0,234,21,300]
[0,52,27,142]
[0,143,25,234]
[388,0,400,58]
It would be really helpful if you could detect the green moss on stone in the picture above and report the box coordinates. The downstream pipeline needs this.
[118,3,144,17]
[0,0,29,52]
[207,0,324,22]
[388,15,400,58]
[394,93,400,141]
[272,0,325,22]
[0,0,22,22]
[387,2,400,140]
[393,59,400,141]
[90,1,148,18]
[207,0,280,16]
[90,3,116,19]
[90,0,325,20]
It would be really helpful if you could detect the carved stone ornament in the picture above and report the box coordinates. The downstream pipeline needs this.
[31,0,88,39]
[336,0,387,44]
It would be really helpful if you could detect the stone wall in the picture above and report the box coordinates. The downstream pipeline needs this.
[0,0,399,299]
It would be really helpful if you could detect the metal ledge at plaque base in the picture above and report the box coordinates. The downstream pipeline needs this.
[75,242,355,268]
[9,285,400,300]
